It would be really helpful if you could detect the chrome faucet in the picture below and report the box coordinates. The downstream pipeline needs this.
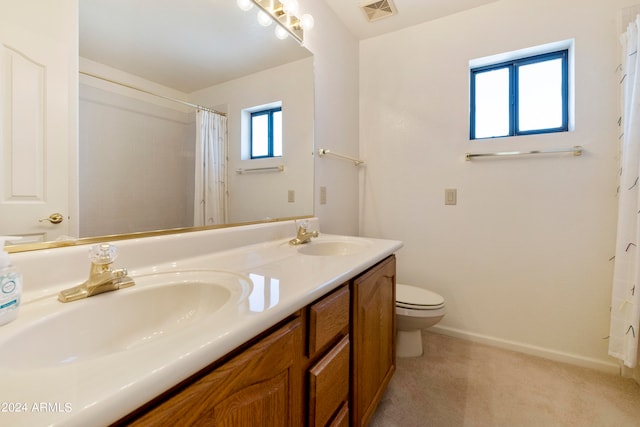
[58,243,135,303]
[289,222,319,245]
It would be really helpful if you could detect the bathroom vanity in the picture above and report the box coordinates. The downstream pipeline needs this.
[0,219,402,427]
[115,256,395,426]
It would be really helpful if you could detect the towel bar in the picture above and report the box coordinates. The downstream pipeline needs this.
[465,146,583,161]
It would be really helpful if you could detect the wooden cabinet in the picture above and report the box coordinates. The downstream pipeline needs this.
[351,255,396,427]
[308,335,350,426]
[306,285,350,427]
[329,403,350,427]
[308,285,350,356]
[113,256,396,427]
[116,317,303,427]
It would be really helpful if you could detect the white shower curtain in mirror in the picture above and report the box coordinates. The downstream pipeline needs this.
[610,16,640,369]
[194,110,227,226]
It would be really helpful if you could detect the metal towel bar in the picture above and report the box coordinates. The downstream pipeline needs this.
[318,148,365,166]
[235,165,285,174]
[465,145,583,161]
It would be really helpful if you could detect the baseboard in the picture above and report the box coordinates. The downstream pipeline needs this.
[622,364,640,385]
[430,325,620,375]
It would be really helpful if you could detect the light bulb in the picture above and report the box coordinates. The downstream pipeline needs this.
[257,10,273,26]
[275,25,289,40]
[283,0,299,15]
[237,0,254,11]
[299,14,314,30]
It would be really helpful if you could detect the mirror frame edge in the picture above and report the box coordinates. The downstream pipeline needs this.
[6,215,314,254]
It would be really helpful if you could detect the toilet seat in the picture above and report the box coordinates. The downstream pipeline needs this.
[396,284,444,310]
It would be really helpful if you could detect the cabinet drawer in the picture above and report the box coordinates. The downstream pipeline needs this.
[309,335,350,427]
[329,403,349,427]
[308,285,349,356]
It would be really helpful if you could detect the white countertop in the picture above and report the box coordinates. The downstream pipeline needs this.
[0,227,402,427]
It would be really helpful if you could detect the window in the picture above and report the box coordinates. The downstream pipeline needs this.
[470,50,568,140]
[250,107,282,158]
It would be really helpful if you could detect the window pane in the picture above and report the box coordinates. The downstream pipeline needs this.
[273,110,282,157]
[518,58,563,132]
[251,114,269,157]
[474,68,510,138]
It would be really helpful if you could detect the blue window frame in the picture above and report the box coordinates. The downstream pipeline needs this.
[250,107,282,159]
[470,50,569,140]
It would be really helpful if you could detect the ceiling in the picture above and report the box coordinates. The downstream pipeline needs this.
[320,0,499,40]
[79,0,499,93]
[79,0,311,93]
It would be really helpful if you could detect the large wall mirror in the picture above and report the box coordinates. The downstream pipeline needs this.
[1,0,314,252]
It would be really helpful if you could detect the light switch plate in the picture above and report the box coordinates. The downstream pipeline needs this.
[320,186,327,205]
[445,188,457,205]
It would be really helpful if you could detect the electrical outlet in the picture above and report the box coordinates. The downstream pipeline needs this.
[288,190,295,203]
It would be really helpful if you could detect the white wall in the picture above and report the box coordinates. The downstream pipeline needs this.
[299,0,361,235]
[78,59,196,237]
[78,82,195,237]
[190,57,314,223]
[360,0,626,371]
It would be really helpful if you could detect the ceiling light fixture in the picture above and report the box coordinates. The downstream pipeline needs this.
[239,0,314,45]
[236,0,254,12]
[257,10,273,27]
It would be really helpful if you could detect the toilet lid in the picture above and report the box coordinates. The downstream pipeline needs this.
[396,284,444,307]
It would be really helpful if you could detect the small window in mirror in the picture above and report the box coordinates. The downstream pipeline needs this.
[251,107,282,158]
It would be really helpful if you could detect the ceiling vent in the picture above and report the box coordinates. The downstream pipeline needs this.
[360,0,397,22]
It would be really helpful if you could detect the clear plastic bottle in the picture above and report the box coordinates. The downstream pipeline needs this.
[0,237,22,326]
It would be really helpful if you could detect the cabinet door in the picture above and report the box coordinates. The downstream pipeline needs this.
[126,318,303,427]
[351,255,396,427]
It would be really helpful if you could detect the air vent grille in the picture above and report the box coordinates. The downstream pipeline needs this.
[361,0,397,22]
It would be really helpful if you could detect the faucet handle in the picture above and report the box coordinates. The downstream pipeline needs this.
[89,243,118,265]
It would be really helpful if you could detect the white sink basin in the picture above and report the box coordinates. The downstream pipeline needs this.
[297,240,369,256]
[0,270,251,369]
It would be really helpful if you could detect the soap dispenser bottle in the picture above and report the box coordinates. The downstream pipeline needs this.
[0,236,22,326]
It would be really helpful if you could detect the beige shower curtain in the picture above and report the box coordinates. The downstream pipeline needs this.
[193,110,227,226]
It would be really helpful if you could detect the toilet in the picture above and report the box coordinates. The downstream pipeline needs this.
[395,283,446,357]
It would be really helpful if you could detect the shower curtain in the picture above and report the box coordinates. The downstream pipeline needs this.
[193,110,227,227]
[610,16,640,369]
